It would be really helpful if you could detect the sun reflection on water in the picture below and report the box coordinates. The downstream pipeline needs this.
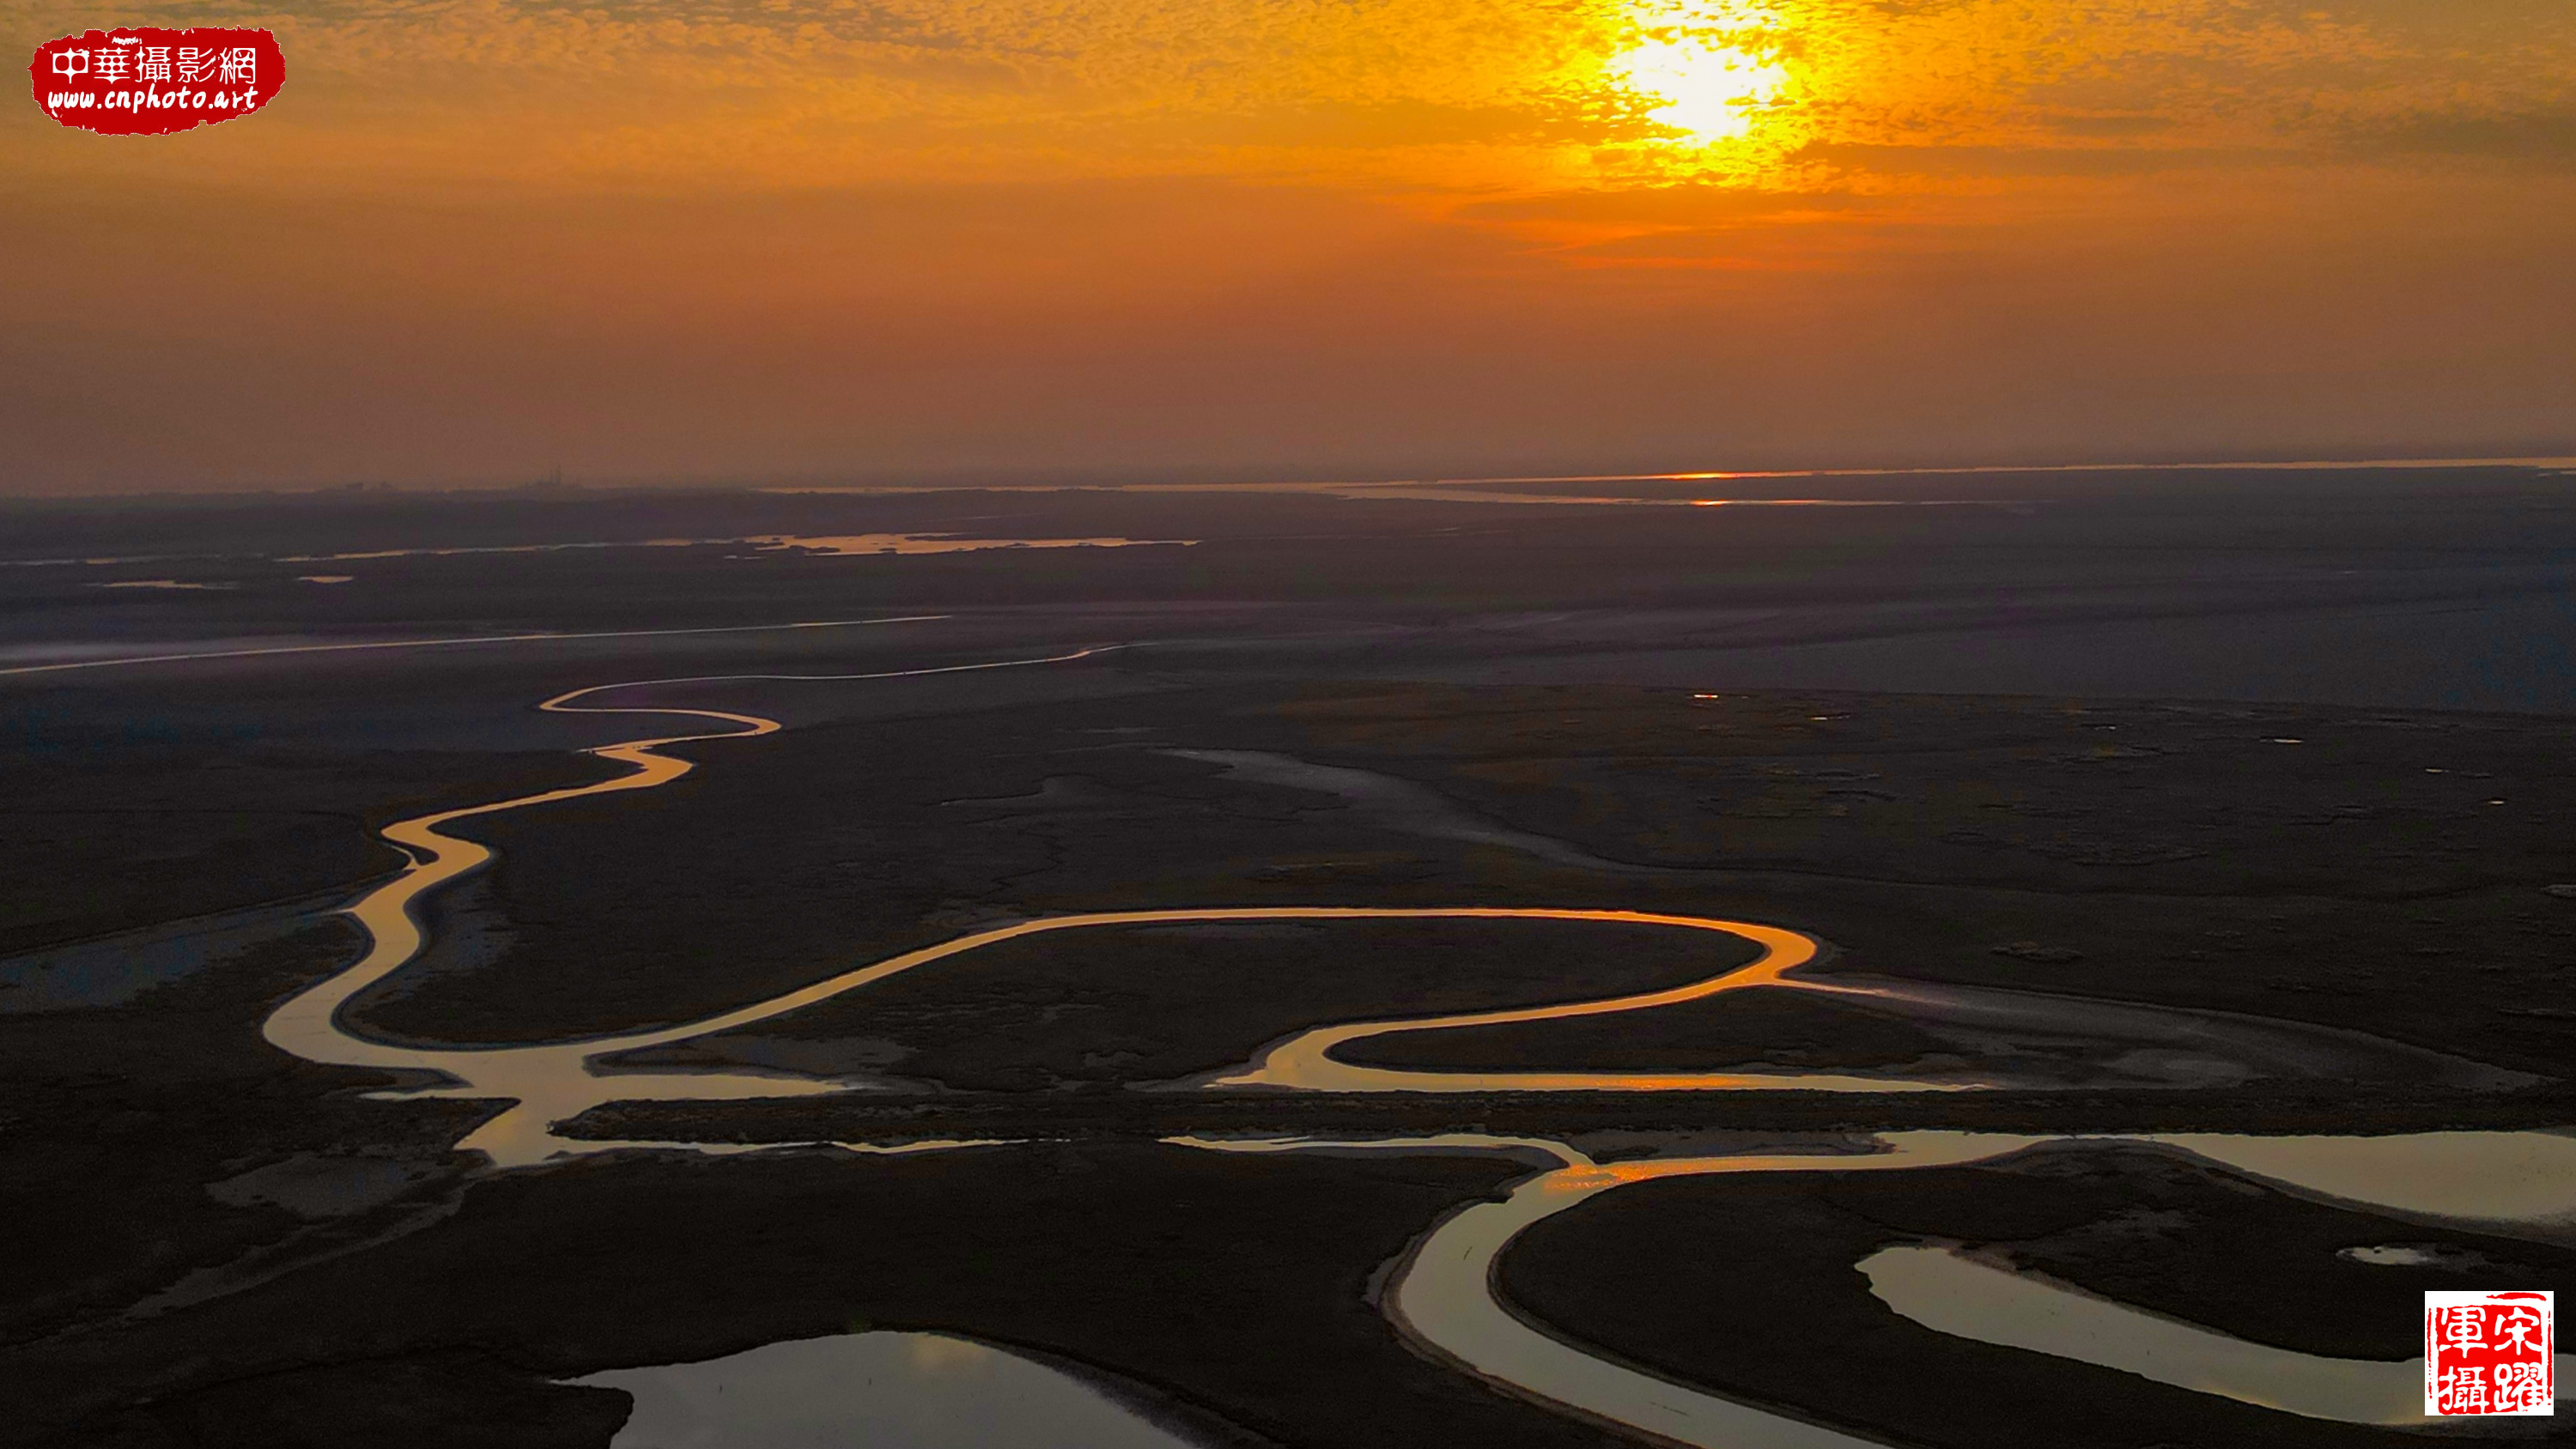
[903,1333,996,1376]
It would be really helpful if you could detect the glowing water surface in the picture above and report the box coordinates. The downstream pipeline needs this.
[1862,1243,2576,1427]
[281,900,1888,1168]
[259,643,1130,1167]
[257,628,2024,1167]
[747,533,1195,555]
[258,628,1959,1168]
[2149,1131,2576,1234]
[1183,1131,2026,1449]
[225,633,2572,1444]
[568,1331,1210,1449]
[1182,1129,2576,1446]
[1202,919,1981,1094]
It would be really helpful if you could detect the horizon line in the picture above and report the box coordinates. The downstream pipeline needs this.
[5,452,2573,504]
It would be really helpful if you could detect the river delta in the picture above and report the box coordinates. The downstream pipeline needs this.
[4,470,2573,1447]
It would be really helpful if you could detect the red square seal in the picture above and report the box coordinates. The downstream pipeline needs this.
[2427,1290,2554,1416]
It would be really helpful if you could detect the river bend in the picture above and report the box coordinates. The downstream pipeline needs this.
[240,647,2573,1446]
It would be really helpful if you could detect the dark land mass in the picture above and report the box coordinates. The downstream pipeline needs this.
[0,743,611,960]
[8,468,2576,717]
[568,1082,2576,1147]
[0,609,1152,962]
[1499,1140,2576,1448]
[12,1143,1607,1449]
[8,664,2574,1449]
[325,680,2576,1076]
[0,921,488,1349]
[19,670,2574,1076]
[4,473,2574,1448]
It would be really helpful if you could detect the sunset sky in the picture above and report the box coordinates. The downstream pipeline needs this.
[8,0,2573,493]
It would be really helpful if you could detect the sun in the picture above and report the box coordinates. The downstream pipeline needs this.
[1615,36,1788,142]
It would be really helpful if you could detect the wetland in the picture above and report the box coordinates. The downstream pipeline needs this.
[4,469,2573,1447]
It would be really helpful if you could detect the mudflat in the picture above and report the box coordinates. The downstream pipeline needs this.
[5,472,2572,1448]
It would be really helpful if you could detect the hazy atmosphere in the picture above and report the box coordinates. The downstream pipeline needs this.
[9,0,2576,492]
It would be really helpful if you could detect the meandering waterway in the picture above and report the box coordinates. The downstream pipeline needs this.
[1183,1128,2576,1444]
[239,643,2573,1445]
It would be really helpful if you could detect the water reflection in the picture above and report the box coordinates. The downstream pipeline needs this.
[748,534,1197,556]
[568,1331,1213,1449]
[180,616,2576,1444]
[258,641,2543,1167]
[258,643,1121,1168]
[1202,915,1990,1094]
[1180,1129,2576,1446]
[2148,1131,2576,1238]
[2338,1243,2494,1270]
[1186,1131,2031,1449]
[263,632,1997,1164]
[1862,1244,2576,1426]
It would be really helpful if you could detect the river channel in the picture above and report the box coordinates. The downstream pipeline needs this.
[246,641,2573,1446]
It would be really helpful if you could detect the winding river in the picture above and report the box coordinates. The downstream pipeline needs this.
[1184,1129,2576,1444]
[240,640,2574,1445]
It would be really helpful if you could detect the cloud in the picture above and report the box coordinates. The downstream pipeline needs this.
[2049,115,2178,139]
[1457,185,1876,225]
[1789,142,2291,179]
[2355,112,2576,168]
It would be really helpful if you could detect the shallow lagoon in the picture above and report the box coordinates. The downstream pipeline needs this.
[571,1331,1211,1449]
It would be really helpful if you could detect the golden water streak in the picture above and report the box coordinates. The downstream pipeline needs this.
[1204,915,1982,1093]
[255,638,1987,1168]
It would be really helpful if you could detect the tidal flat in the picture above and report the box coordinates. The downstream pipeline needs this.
[3,470,2573,1447]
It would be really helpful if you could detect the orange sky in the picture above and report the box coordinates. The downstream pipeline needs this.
[7,0,2573,492]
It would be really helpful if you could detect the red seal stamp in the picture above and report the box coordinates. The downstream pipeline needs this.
[2427,1290,2555,1416]
[28,27,283,136]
